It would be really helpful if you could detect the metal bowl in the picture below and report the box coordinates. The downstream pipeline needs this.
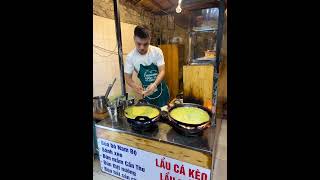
[93,96,108,114]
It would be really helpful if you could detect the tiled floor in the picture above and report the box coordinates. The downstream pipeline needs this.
[93,120,227,180]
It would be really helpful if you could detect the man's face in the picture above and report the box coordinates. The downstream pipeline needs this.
[134,36,150,55]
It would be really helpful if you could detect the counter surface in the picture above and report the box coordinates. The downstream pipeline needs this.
[95,114,216,154]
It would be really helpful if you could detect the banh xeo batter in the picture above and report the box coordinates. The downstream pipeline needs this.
[124,106,160,120]
[170,107,210,125]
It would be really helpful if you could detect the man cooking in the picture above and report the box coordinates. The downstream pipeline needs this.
[124,26,169,107]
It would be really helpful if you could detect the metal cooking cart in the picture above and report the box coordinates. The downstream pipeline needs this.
[94,0,226,179]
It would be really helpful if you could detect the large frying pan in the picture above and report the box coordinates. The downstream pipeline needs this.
[124,102,161,131]
[167,103,212,136]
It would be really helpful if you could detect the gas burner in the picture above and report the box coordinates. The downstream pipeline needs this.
[166,118,209,137]
[130,123,158,132]
[171,125,204,137]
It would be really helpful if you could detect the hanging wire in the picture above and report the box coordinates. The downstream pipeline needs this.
[93,43,128,58]
[94,50,115,58]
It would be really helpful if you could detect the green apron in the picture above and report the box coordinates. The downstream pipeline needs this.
[137,63,170,107]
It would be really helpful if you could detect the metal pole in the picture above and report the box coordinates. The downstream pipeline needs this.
[210,2,225,179]
[113,0,126,96]
[211,0,224,127]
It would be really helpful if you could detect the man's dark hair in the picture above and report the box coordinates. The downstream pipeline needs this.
[134,25,150,39]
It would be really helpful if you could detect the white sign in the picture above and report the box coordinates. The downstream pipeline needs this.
[98,138,211,180]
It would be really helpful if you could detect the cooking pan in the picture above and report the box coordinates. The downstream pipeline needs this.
[168,103,212,126]
[166,103,212,136]
[124,102,161,131]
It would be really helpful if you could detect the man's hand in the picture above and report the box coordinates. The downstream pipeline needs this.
[125,73,145,95]
[144,83,157,96]
[134,84,144,95]
[143,65,165,97]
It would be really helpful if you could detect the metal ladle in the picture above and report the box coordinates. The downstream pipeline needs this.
[105,78,116,100]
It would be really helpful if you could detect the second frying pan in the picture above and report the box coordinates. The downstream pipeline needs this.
[167,103,212,136]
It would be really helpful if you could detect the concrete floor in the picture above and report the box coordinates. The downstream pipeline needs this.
[93,120,227,180]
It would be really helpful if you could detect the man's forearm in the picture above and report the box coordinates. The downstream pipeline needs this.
[153,66,165,86]
[125,73,137,88]
[126,77,138,89]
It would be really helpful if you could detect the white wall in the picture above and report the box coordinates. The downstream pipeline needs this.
[93,15,141,99]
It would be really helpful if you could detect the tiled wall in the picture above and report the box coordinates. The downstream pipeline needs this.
[93,15,141,98]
